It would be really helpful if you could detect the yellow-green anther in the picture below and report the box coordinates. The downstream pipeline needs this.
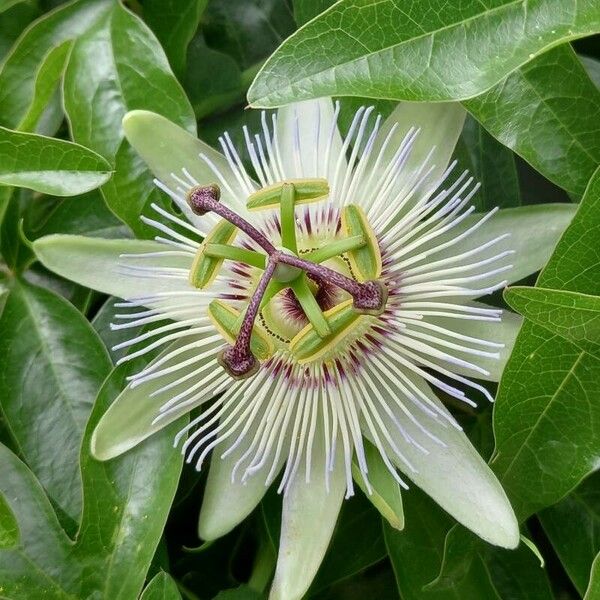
[204,243,266,269]
[290,275,331,338]
[290,300,363,364]
[246,178,329,211]
[280,183,297,253]
[303,235,366,264]
[208,299,273,361]
[189,219,238,288]
[341,204,382,281]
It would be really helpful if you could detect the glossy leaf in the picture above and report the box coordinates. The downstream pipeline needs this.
[539,472,600,595]
[248,0,600,107]
[0,279,111,524]
[0,126,112,196]
[18,40,70,135]
[141,571,182,600]
[493,167,600,520]
[0,0,28,13]
[505,286,600,359]
[143,0,208,76]
[465,45,600,196]
[0,355,184,599]
[0,0,112,129]
[63,1,195,235]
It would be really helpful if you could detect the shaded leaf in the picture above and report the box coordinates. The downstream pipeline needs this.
[0,0,112,129]
[204,0,295,70]
[0,126,112,196]
[540,472,600,595]
[458,116,520,211]
[465,45,600,197]
[248,0,600,107]
[0,278,111,524]
[492,166,600,520]
[0,354,185,598]
[505,286,600,359]
[141,571,182,600]
[143,0,208,76]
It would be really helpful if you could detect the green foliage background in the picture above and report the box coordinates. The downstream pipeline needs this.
[0,0,599,598]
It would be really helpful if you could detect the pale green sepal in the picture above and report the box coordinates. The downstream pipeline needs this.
[367,373,519,549]
[92,335,220,461]
[352,438,404,530]
[33,234,193,313]
[269,429,345,600]
[122,110,255,218]
[275,99,345,181]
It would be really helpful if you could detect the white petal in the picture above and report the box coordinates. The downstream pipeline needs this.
[269,444,345,600]
[364,371,519,548]
[275,98,345,181]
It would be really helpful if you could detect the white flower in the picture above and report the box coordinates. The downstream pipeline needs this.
[33,100,577,600]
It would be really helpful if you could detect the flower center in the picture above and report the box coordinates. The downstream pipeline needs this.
[186,181,388,379]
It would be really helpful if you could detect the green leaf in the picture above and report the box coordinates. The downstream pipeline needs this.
[0,126,112,196]
[140,572,182,600]
[213,587,263,600]
[457,116,520,211]
[247,0,600,107]
[18,40,71,134]
[0,492,19,548]
[204,0,295,70]
[505,287,600,359]
[539,472,600,595]
[63,1,196,236]
[143,0,208,76]
[585,553,600,600]
[0,279,111,525]
[0,1,39,62]
[0,0,28,14]
[0,355,185,598]
[384,488,499,599]
[465,45,600,197]
[0,0,113,129]
[492,166,600,520]
[293,0,335,26]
